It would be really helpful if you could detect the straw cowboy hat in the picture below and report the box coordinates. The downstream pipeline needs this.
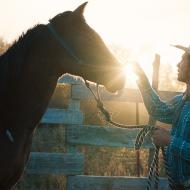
[172,45,190,55]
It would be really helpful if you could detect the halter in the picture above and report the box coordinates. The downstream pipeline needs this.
[47,23,176,190]
[47,24,82,64]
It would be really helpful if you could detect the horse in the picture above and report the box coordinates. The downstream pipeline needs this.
[0,2,125,189]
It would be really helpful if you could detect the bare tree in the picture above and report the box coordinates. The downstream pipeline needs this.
[0,37,10,55]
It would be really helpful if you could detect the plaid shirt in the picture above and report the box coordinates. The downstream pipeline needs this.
[138,79,190,185]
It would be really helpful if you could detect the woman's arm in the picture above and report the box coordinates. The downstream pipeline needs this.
[133,62,181,124]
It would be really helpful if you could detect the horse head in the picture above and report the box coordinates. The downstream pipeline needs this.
[48,2,125,92]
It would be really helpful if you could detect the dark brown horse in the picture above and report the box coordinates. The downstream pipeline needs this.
[0,2,125,189]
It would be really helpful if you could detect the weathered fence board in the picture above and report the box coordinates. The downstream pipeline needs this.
[41,108,83,124]
[58,74,84,85]
[67,176,168,190]
[26,152,84,175]
[31,126,65,152]
[66,125,153,148]
[71,84,181,102]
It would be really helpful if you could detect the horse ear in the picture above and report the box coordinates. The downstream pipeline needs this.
[73,2,88,16]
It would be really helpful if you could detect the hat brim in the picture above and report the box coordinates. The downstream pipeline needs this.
[172,45,190,55]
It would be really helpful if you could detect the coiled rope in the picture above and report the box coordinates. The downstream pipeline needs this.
[135,125,176,190]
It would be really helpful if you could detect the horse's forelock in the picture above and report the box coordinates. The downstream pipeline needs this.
[49,9,87,28]
[49,2,88,25]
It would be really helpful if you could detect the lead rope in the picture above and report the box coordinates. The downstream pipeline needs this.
[161,147,176,190]
[135,126,176,190]
[84,81,176,190]
[134,125,160,190]
[84,81,147,129]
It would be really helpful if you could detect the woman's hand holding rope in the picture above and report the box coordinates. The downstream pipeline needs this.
[150,127,171,147]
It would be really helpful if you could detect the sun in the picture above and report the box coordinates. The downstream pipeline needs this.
[123,64,138,82]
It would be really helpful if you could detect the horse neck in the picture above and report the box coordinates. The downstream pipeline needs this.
[0,54,7,92]
[1,23,81,137]
[21,73,58,128]
[1,34,60,137]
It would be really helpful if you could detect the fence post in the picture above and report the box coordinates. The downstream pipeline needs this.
[65,82,85,190]
[136,102,142,177]
[148,54,160,170]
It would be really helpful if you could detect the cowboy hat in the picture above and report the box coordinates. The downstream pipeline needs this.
[172,44,190,55]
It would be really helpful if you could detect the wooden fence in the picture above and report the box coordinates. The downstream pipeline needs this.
[25,65,179,189]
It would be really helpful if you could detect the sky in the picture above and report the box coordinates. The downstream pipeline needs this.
[1,0,190,87]
[1,0,190,46]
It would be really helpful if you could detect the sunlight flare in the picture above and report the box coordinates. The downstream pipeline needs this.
[123,64,138,82]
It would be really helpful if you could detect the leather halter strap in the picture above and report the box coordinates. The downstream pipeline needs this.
[47,24,82,64]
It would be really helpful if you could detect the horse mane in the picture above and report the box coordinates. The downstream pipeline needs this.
[5,24,46,58]
[1,26,49,106]
[3,9,86,60]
